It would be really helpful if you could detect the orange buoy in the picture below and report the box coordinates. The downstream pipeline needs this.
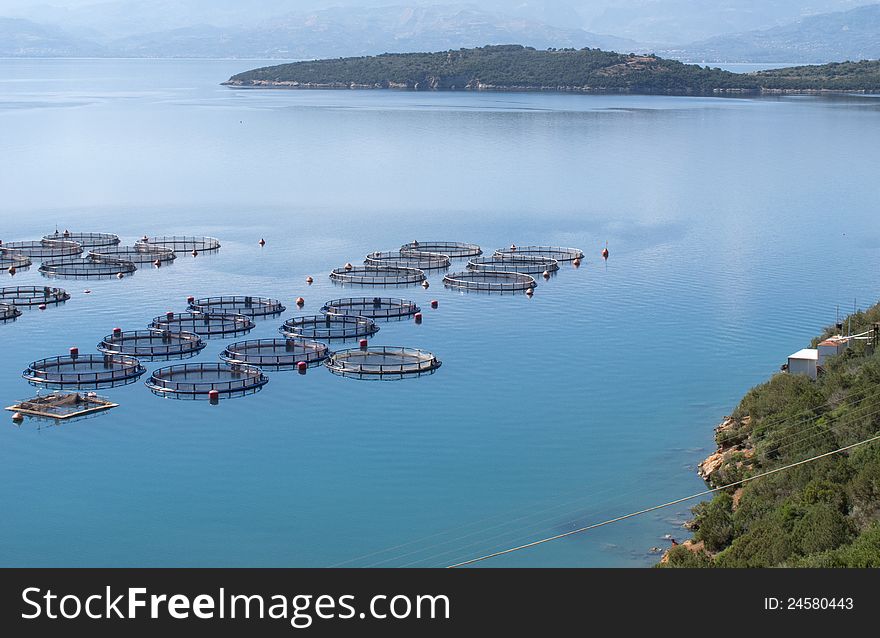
[259,238,266,246]
[430,300,438,309]
[306,276,313,285]
[414,312,423,324]
[296,361,308,374]
[296,297,305,306]
[11,412,23,424]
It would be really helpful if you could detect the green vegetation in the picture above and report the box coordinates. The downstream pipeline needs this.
[225,45,880,95]
[662,305,880,568]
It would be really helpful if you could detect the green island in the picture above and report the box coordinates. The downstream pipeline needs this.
[223,45,880,95]
[661,304,880,567]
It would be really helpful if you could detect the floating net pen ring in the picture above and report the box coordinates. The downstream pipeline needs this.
[146,363,268,400]
[325,346,441,379]
[39,257,136,279]
[97,329,206,360]
[23,354,146,389]
[329,265,426,286]
[88,245,176,265]
[467,255,559,274]
[220,338,330,368]
[136,236,221,252]
[43,231,120,248]
[280,314,378,340]
[364,250,451,270]
[189,296,286,318]
[493,245,584,261]
[0,286,70,306]
[400,241,482,258]
[443,270,537,292]
[0,250,32,269]
[1,303,22,323]
[1,239,82,258]
[150,312,254,338]
[321,297,420,320]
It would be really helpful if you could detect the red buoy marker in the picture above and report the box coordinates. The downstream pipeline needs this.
[359,339,368,349]
[208,389,220,404]
[430,300,438,309]
[69,347,79,359]
[414,312,423,324]
[296,361,308,374]
[602,241,609,260]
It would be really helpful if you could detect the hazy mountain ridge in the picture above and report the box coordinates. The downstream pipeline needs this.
[665,3,880,62]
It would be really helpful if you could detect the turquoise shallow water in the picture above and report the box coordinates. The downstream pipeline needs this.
[1,59,879,567]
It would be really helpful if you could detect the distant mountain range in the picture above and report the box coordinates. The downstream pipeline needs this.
[1,1,878,63]
[662,3,880,62]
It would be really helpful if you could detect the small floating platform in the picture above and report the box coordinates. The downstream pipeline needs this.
[6,391,118,420]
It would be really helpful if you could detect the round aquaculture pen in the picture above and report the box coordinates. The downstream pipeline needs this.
[88,245,176,265]
[0,249,32,270]
[494,245,585,262]
[280,314,378,340]
[97,330,206,360]
[220,338,330,369]
[401,241,482,258]
[43,231,120,248]
[321,297,420,320]
[150,312,254,338]
[146,363,268,400]
[0,286,70,306]
[23,354,146,389]
[329,265,426,286]
[467,255,559,274]
[136,236,221,252]
[39,257,136,279]
[364,250,451,270]
[188,296,286,318]
[325,346,441,379]
[2,239,82,258]
[443,271,537,293]
[1,303,22,323]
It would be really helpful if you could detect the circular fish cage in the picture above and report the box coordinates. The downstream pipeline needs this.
[280,314,378,340]
[0,249,32,270]
[329,265,426,286]
[150,312,254,338]
[97,330,206,360]
[43,231,120,249]
[321,297,420,321]
[467,255,559,274]
[0,286,70,306]
[23,354,146,389]
[364,250,451,270]
[88,245,176,265]
[146,363,268,400]
[443,271,537,293]
[1,303,22,323]
[136,236,221,252]
[400,241,482,258]
[220,338,330,369]
[325,346,441,379]
[494,245,585,262]
[40,257,136,279]
[189,296,286,318]
[2,239,82,258]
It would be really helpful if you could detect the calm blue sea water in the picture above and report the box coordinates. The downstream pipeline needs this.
[1,59,879,567]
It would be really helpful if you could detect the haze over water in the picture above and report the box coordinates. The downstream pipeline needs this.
[1,59,878,567]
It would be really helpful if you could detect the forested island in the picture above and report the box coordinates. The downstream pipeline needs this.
[662,304,880,567]
[223,45,880,95]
